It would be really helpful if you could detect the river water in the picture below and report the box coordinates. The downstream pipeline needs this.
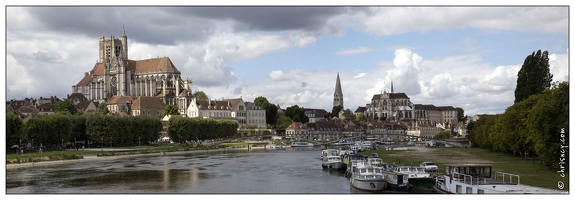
[6,147,422,194]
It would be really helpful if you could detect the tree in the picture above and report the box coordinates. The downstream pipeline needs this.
[162,104,179,118]
[435,131,451,140]
[455,107,465,123]
[331,105,343,119]
[285,105,305,121]
[254,96,270,107]
[55,99,77,115]
[193,91,209,101]
[356,113,368,122]
[342,109,355,121]
[7,112,24,147]
[514,50,553,103]
[275,115,293,132]
[254,96,278,127]
[264,103,278,126]
[97,102,109,115]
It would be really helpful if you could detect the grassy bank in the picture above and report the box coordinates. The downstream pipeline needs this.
[360,146,569,190]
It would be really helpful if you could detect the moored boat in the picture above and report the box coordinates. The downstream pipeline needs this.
[349,161,387,192]
[290,142,314,147]
[394,165,435,191]
[321,149,345,170]
[433,164,567,194]
[381,163,411,191]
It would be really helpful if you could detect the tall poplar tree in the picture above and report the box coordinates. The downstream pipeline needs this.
[514,50,553,103]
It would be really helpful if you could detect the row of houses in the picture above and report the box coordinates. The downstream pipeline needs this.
[7,93,267,129]
[285,117,469,142]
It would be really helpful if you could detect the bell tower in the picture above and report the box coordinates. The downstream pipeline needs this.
[333,73,344,108]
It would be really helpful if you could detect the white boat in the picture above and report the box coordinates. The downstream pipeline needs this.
[290,142,314,147]
[433,164,567,194]
[381,163,410,191]
[268,143,282,148]
[349,161,387,192]
[321,149,345,170]
[366,157,384,168]
[394,166,435,191]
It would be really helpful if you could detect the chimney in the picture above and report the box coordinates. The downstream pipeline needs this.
[85,72,89,77]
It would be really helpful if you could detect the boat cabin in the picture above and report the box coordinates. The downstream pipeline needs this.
[445,164,492,179]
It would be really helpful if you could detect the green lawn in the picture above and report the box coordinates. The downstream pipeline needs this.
[360,147,569,190]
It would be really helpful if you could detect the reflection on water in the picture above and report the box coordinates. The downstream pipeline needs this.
[6,148,426,194]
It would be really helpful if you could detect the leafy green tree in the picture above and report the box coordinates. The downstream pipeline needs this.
[253,96,278,126]
[254,96,270,107]
[455,107,465,123]
[264,103,278,126]
[331,105,343,118]
[97,102,109,115]
[514,50,553,103]
[293,115,301,122]
[526,82,568,169]
[7,113,24,147]
[356,113,368,122]
[285,105,305,121]
[434,131,451,140]
[26,114,73,148]
[275,115,293,132]
[193,91,209,101]
[55,99,77,115]
[162,104,179,118]
[342,109,355,121]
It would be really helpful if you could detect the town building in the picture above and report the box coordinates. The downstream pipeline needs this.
[245,102,267,128]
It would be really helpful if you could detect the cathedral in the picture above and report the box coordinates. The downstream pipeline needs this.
[366,81,414,121]
[71,30,193,114]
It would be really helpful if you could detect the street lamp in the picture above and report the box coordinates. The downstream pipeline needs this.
[101,136,103,151]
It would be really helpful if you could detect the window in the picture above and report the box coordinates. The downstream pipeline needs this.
[477,189,484,194]
[456,185,462,194]
[466,187,472,194]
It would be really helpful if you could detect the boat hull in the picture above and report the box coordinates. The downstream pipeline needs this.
[409,177,435,191]
[350,178,387,192]
[322,162,346,170]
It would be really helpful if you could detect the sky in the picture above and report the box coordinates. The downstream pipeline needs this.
[3,3,570,117]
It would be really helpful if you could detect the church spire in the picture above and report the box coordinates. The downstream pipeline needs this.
[391,80,394,93]
[333,73,344,108]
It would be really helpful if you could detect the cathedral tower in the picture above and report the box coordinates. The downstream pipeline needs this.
[333,73,344,108]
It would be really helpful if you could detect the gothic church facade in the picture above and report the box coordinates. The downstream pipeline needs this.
[71,30,193,114]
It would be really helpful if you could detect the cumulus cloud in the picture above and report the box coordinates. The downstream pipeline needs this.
[549,51,569,83]
[420,73,460,99]
[334,47,373,56]
[470,65,520,93]
[269,70,289,81]
[386,49,422,95]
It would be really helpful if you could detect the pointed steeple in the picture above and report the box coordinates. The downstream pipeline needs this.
[333,73,344,108]
[391,80,394,93]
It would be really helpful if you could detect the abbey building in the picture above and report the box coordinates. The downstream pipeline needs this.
[71,30,193,114]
